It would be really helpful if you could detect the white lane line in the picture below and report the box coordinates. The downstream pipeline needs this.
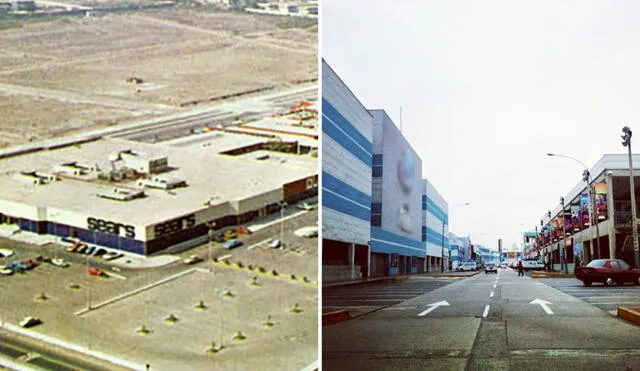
[482,305,490,317]
[247,238,272,251]
[493,284,497,289]
[490,291,494,298]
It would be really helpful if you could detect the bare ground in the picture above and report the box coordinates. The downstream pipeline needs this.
[0,9,317,146]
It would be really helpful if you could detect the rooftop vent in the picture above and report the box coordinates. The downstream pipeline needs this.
[97,187,145,201]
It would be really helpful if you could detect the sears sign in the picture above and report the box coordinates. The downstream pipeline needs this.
[87,217,136,239]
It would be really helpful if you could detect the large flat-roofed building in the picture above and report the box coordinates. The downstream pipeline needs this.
[0,137,317,255]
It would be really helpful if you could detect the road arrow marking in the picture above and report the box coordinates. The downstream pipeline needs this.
[417,300,449,316]
[530,298,554,314]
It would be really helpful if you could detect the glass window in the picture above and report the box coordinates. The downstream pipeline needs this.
[609,261,621,269]
[586,259,607,268]
[618,260,630,270]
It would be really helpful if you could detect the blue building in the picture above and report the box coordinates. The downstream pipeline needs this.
[321,60,374,282]
[424,179,449,271]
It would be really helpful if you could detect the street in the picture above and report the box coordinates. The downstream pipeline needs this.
[322,268,640,371]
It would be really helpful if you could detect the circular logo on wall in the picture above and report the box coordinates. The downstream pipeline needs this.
[397,148,415,194]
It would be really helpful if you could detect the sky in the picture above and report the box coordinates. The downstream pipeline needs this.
[322,0,640,251]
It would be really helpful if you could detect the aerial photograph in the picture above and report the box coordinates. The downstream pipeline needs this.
[321,1,640,370]
[0,0,318,370]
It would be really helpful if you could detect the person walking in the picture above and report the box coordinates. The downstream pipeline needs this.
[360,262,368,281]
[517,260,524,276]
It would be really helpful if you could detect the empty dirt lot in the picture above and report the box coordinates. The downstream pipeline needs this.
[0,9,317,147]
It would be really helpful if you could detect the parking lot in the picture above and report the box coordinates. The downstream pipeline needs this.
[539,277,640,315]
[0,208,317,370]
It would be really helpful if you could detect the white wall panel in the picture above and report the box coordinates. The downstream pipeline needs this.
[322,135,372,196]
[322,207,370,245]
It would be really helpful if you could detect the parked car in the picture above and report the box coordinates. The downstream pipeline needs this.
[88,267,105,276]
[102,252,123,261]
[19,316,42,328]
[223,230,237,240]
[21,259,38,270]
[0,267,14,275]
[268,239,282,249]
[76,245,88,254]
[182,255,203,265]
[213,234,226,243]
[458,262,478,272]
[500,262,508,269]
[0,249,14,258]
[85,246,96,255]
[522,260,545,271]
[35,255,51,263]
[296,202,315,211]
[93,248,107,257]
[50,258,69,268]
[5,261,27,273]
[235,226,252,235]
[484,264,498,274]
[575,259,640,287]
[223,240,243,249]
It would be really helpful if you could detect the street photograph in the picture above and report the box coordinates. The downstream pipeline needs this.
[321,1,640,370]
[0,0,318,370]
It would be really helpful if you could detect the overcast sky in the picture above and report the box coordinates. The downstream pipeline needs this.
[322,0,640,251]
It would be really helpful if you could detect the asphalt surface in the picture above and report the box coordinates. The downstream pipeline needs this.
[323,277,457,318]
[537,276,640,314]
[322,268,640,371]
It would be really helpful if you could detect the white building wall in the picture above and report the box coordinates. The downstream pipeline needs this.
[424,179,449,258]
[322,60,373,246]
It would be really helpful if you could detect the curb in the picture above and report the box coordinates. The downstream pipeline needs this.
[618,306,640,326]
[322,310,351,326]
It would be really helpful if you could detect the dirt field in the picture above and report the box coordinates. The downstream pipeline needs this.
[0,9,317,147]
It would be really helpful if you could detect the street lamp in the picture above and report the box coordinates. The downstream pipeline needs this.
[560,197,568,274]
[207,222,216,273]
[442,203,470,272]
[621,126,640,269]
[547,152,600,262]
[279,201,288,245]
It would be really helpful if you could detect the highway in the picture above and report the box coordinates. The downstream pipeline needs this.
[112,85,317,144]
[323,268,640,370]
[0,330,127,371]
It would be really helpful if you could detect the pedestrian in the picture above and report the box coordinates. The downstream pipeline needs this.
[517,260,524,276]
[360,262,368,280]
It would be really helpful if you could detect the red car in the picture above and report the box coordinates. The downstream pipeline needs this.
[88,267,105,277]
[575,259,640,287]
[235,226,252,235]
[21,259,39,270]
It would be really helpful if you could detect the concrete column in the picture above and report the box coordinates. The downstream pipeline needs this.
[607,172,616,259]
[367,244,371,278]
[349,243,355,280]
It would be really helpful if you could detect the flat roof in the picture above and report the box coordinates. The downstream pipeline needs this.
[0,138,316,226]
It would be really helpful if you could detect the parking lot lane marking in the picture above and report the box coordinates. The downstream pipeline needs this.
[105,272,126,280]
[490,291,494,298]
[217,254,232,261]
[300,360,318,371]
[74,268,198,316]
[482,305,490,318]
[248,239,272,251]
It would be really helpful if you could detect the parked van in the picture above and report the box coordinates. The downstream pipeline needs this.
[458,262,478,271]
[522,260,545,271]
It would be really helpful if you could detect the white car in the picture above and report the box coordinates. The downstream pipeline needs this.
[268,239,282,249]
[458,262,478,271]
[51,258,69,267]
[19,316,42,328]
[0,249,14,258]
[296,202,315,211]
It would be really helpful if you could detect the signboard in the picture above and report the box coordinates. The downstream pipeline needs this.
[87,217,136,239]
[391,253,399,268]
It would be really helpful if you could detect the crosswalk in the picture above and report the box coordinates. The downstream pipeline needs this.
[540,278,640,314]
[322,277,453,309]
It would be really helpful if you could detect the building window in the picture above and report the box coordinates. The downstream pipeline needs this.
[371,214,382,226]
[372,166,383,177]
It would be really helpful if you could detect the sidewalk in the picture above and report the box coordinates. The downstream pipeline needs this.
[323,270,480,288]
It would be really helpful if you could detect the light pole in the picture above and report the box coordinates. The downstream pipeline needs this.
[547,153,600,262]
[622,126,640,268]
[560,197,568,274]
[207,222,216,273]
[279,201,288,245]
[442,203,470,272]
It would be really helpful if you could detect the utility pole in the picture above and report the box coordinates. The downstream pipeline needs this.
[622,126,640,268]
[560,197,568,274]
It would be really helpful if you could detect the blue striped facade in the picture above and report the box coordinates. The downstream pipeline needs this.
[371,227,424,257]
[322,98,373,166]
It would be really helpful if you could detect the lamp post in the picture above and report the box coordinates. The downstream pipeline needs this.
[442,203,470,272]
[547,153,600,262]
[621,126,640,269]
[279,201,288,245]
[207,222,216,273]
[560,197,568,274]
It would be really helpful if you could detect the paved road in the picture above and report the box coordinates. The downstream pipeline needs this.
[323,268,640,370]
[537,277,640,314]
[323,277,456,317]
